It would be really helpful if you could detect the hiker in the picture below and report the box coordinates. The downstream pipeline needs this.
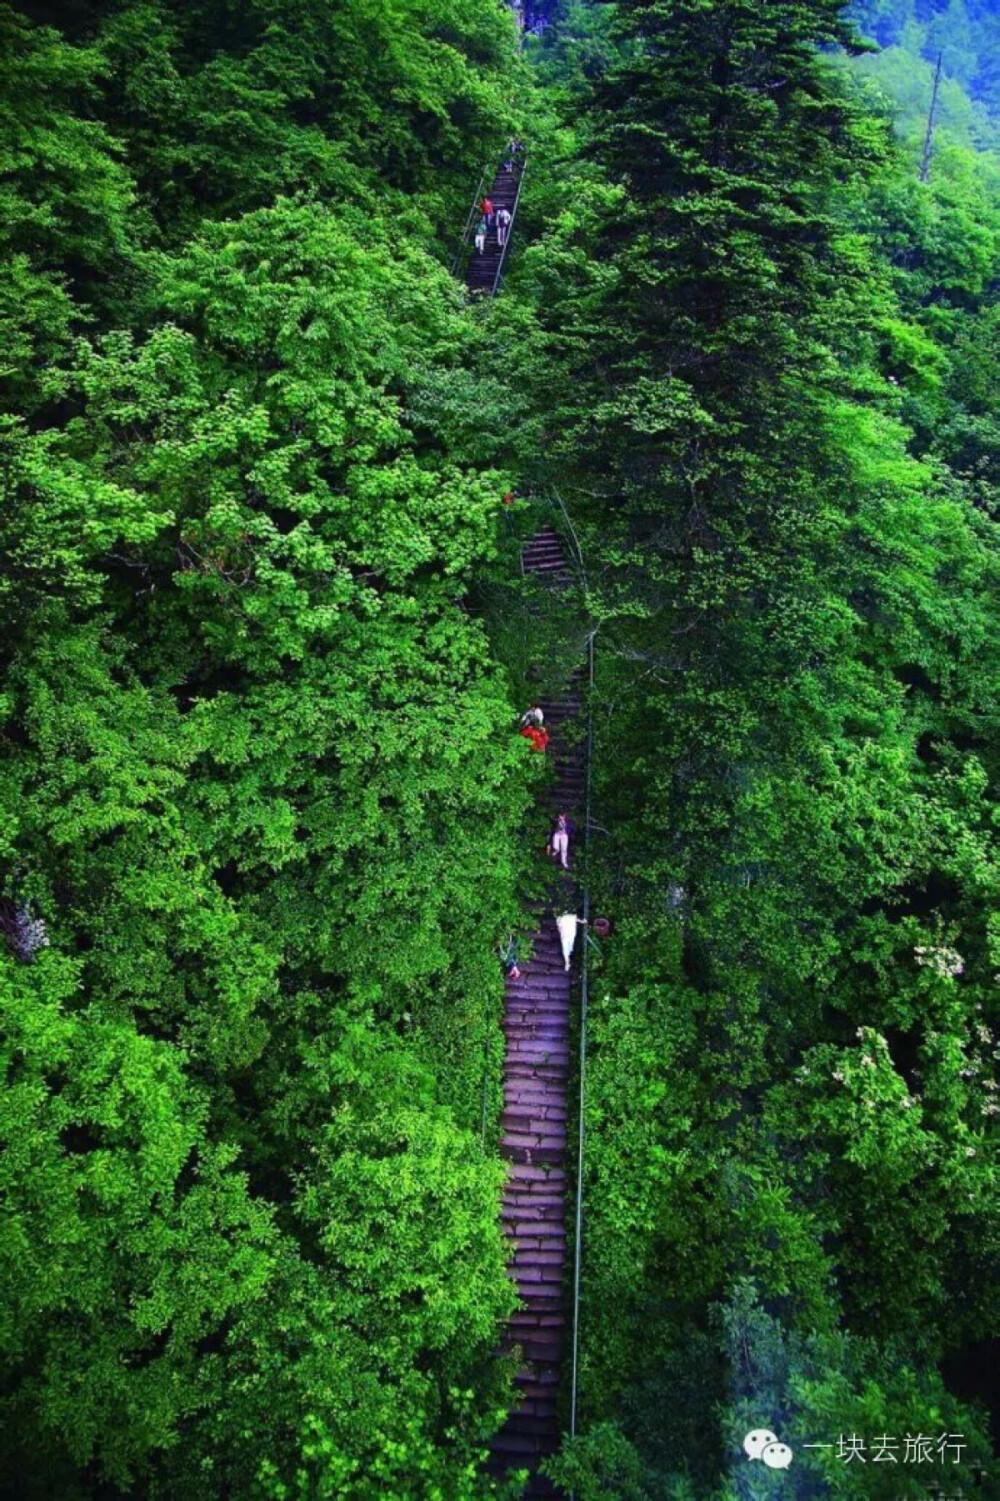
[547,812,575,870]
[505,138,524,171]
[481,195,495,229]
[474,217,487,254]
[556,912,587,972]
[502,489,516,507]
[496,206,512,248]
[518,704,548,750]
[499,935,522,981]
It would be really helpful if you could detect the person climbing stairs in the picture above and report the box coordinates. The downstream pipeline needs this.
[468,157,524,296]
[489,529,586,1498]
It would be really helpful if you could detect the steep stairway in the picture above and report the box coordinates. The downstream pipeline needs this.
[490,526,584,1497]
[468,160,521,296]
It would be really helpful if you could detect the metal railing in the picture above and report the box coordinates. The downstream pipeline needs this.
[569,620,595,1458]
[550,488,588,591]
[450,169,487,279]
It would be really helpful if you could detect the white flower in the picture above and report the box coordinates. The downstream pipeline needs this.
[914,942,963,977]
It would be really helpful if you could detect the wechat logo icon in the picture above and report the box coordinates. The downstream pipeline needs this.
[743,1429,793,1470]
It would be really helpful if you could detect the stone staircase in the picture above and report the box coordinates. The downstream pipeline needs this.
[489,526,584,1497]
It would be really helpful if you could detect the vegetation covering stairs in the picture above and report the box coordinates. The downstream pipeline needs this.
[490,527,584,1497]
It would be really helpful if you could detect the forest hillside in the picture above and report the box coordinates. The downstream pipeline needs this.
[3,0,1000,1498]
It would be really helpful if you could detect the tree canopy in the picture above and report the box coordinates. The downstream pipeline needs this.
[4,0,1000,1495]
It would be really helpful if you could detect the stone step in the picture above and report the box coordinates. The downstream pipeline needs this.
[502,1184,566,1204]
[505,1068,570,1087]
[505,1053,571,1071]
[502,1200,566,1222]
[502,1142,567,1157]
[513,1398,558,1421]
[505,1164,566,1182]
[505,1342,563,1369]
[502,1147,565,1167]
[503,1013,570,1027]
[491,1432,548,1458]
[503,1004,570,1018]
[502,1037,570,1053]
[503,1075,570,1094]
[515,1365,562,1388]
[514,1242,565,1262]
[503,1098,564,1115]
[502,1131,566,1151]
[506,1224,568,1241]
[508,1241,567,1258]
[513,1265,564,1286]
[515,1276,564,1299]
[505,1032,571,1049]
[502,1110,568,1129]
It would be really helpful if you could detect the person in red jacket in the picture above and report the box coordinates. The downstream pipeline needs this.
[481,195,495,229]
[518,705,548,751]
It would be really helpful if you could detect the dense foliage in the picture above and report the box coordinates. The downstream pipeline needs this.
[505,0,1000,1495]
[853,0,1000,117]
[5,0,1000,1496]
[1,1,538,1495]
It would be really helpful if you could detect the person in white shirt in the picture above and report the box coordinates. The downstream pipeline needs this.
[556,913,587,972]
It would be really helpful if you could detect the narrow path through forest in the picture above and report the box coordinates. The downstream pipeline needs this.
[488,527,584,1497]
[464,153,582,1496]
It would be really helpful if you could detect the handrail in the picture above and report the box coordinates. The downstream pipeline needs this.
[489,156,528,299]
[569,612,596,1459]
[450,169,487,278]
[550,488,588,591]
